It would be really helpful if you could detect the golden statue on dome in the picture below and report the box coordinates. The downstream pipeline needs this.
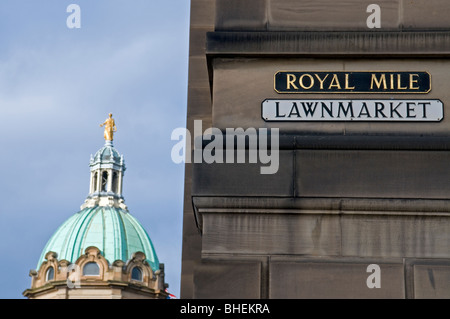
[100,113,117,141]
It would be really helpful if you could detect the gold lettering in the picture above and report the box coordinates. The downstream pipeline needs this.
[299,74,314,90]
[409,73,419,90]
[328,74,341,90]
[397,74,407,90]
[370,73,387,90]
[287,74,298,90]
[314,73,329,90]
[345,73,355,90]
[390,74,394,90]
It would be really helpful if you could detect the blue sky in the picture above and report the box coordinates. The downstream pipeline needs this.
[0,0,190,298]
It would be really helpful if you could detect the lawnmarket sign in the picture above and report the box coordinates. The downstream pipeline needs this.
[262,99,443,122]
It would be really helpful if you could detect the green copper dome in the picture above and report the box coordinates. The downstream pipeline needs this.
[37,206,159,271]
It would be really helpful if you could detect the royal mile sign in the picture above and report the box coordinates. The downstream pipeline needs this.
[263,70,442,122]
[274,71,431,94]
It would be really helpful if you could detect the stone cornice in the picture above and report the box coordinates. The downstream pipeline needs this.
[192,196,450,233]
[207,31,450,58]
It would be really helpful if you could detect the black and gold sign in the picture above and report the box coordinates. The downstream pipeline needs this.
[274,71,431,94]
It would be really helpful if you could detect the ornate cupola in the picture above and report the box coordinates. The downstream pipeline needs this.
[81,113,127,210]
[23,114,169,299]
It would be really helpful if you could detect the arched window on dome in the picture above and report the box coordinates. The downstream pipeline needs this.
[93,172,98,192]
[131,267,143,281]
[112,172,118,193]
[45,267,54,281]
[101,171,108,192]
[83,262,100,276]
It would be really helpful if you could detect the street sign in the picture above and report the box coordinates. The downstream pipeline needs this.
[274,71,431,94]
[262,99,443,122]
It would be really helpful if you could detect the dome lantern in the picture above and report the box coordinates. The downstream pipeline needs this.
[81,114,127,210]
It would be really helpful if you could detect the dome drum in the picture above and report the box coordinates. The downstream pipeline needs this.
[24,247,168,299]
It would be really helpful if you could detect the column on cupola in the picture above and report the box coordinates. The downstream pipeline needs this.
[91,169,97,194]
[117,155,125,197]
[89,171,94,194]
[96,169,102,194]
[117,173,123,197]
[106,168,113,193]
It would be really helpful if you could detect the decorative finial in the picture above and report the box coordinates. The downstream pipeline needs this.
[99,113,117,141]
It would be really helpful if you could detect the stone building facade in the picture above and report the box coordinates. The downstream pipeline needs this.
[181,0,450,298]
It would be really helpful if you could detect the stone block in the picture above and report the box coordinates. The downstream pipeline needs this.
[402,0,450,30]
[215,0,268,31]
[192,150,294,196]
[201,212,341,255]
[190,0,215,27]
[211,57,450,137]
[188,56,210,88]
[269,258,405,298]
[193,261,261,298]
[295,150,450,199]
[189,27,212,58]
[268,0,400,31]
[187,87,212,118]
[413,263,450,298]
[341,215,450,258]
